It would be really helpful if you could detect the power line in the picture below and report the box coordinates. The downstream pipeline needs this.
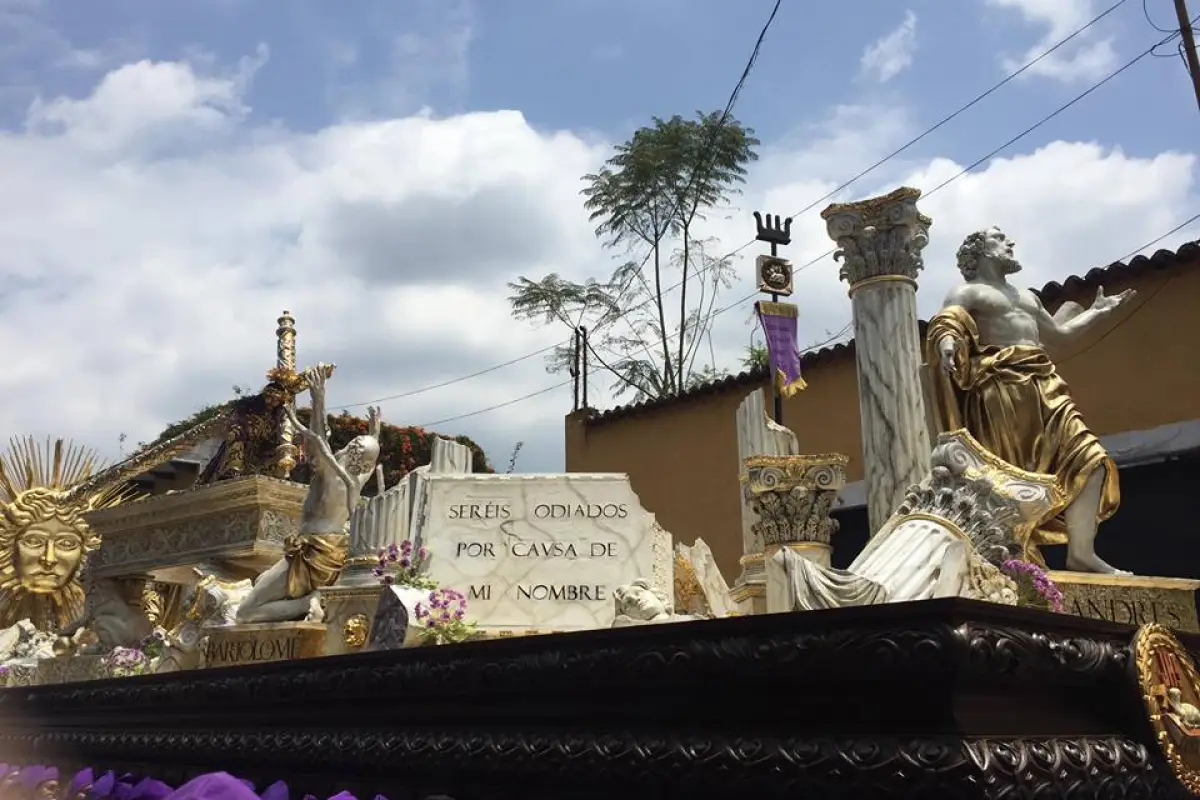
[417,219,1200,428]
[748,25,1185,285]
[345,1,1143,413]
[609,0,782,377]
[358,0,784,412]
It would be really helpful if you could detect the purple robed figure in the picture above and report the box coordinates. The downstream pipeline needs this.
[755,301,807,396]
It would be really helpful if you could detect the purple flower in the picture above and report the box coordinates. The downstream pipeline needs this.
[1000,559,1064,612]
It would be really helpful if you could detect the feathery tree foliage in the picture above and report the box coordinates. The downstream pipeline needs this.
[508,111,759,402]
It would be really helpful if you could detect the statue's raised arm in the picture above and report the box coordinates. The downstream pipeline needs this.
[236,367,382,625]
[924,226,1125,576]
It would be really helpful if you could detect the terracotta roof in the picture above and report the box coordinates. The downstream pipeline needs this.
[584,321,930,426]
[583,239,1200,426]
[1035,240,1200,306]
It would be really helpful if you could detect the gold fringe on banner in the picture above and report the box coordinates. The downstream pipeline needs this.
[756,301,797,318]
[775,368,807,397]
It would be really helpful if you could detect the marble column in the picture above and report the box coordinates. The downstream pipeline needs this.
[821,187,932,536]
[741,453,848,614]
[732,388,800,615]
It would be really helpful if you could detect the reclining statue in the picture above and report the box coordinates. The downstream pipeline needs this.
[767,429,1057,612]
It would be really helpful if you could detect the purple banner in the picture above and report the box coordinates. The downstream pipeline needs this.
[756,301,807,396]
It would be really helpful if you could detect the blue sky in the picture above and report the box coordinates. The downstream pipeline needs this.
[13,0,1198,157]
[0,0,1197,472]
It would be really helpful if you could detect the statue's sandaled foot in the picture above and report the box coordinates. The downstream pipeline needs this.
[1066,553,1131,577]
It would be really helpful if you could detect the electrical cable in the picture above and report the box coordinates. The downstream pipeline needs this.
[417,217,1200,428]
[348,1,1150,413]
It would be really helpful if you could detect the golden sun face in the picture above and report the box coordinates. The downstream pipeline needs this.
[16,518,85,593]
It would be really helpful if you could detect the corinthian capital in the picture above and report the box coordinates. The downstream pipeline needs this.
[820,186,932,289]
[741,453,849,549]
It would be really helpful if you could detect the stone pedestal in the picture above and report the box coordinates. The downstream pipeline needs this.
[85,476,308,582]
[741,453,848,614]
[35,655,106,685]
[320,584,387,656]
[1,664,37,688]
[1049,572,1200,632]
[202,622,326,668]
[821,187,931,535]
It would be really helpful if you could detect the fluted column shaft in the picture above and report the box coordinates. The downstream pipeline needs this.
[822,188,932,536]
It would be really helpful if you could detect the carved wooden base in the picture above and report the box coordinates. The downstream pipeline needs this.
[0,599,1194,799]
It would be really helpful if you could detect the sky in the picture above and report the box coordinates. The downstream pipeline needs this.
[1,0,1198,476]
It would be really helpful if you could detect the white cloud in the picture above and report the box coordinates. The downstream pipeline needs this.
[859,10,918,83]
[25,48,266,152]
[985,0,1118,82]
[0,50,1196,477]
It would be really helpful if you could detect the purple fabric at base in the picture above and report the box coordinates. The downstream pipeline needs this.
[163,772,260,800]
[259,780,289,800]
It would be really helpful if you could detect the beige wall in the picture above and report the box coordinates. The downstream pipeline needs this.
[566,258,1200,582]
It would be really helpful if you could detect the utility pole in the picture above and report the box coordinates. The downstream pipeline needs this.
[1174,0,1200,110]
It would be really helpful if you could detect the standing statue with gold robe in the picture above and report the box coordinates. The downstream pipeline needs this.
[235,364,382,623]
[926,227,1134,574]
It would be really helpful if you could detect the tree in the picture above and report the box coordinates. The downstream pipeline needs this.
[742,344,769,373]
[508,111,759,402]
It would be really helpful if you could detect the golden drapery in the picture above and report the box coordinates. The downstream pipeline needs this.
[284,532,349,598]
[925,305,1120,564]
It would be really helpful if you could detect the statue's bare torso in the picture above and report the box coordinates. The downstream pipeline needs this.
[943,281,1046,349]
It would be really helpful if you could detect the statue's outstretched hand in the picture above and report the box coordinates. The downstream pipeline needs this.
[1093,286,1135,313]
[302,363,336,395]
[367,405,382,439]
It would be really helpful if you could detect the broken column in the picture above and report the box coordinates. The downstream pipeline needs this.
[741,453,848,614]
[821,187,932,535]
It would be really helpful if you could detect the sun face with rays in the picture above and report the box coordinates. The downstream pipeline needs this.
[0,437,137,632]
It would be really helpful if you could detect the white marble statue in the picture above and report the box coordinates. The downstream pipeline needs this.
[236,364,382,624]
[157,571,254,672]
[927,227,1134,574]
[767,430,1056,612]
[611,579,701,627]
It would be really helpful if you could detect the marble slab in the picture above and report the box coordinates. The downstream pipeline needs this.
[1048,571,1200,633]
[415,474,673,632]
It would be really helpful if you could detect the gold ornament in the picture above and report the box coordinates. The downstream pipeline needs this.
[0,437,137,632]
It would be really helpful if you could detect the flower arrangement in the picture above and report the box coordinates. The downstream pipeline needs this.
[374,541,438,589]
[101,646,152,678]
[414,588,477,645]
[1000,559,1065,612]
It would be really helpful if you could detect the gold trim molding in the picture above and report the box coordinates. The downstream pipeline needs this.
[1133,623,1200,794]
[847,274,918,297]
